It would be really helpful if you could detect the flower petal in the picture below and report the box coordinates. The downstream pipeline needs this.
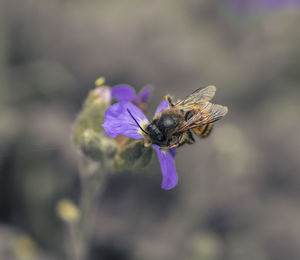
[136,86,152,103]
[102,101,149,139]
[155,99,169,116]
[93,87,111,104]
[224,0,300,13]
[111,85,136,101]
[154,145,178,190]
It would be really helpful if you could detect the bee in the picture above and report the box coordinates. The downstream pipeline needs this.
[142,85,228,148]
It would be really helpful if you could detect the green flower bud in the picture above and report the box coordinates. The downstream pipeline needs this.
[73,87,110,144]
[56,199,81,223]
[189,232,223,260]
[79,129,117,162]
[13,235,37,260]
[74,79,154,172]
[114,140,153,171]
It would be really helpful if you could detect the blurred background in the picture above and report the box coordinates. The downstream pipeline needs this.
[1,0,300,259]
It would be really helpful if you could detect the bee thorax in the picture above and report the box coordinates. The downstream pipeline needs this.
[157,114,179,131]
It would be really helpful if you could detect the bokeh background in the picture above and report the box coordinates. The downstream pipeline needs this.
[1,0,300,259]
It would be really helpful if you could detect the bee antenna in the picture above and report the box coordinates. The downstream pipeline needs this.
[127,108,148,135]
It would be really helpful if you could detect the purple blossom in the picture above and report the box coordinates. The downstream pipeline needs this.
[111,85,152,107]
[224,0,300,13]
[101,101,149,139]
[154,145,177,190]
[102,100,178,190]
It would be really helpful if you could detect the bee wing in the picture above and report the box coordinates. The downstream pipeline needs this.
[175,85,216,107]
[178,103,228,132]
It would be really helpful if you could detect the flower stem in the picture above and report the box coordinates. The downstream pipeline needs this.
[71,159,109,260]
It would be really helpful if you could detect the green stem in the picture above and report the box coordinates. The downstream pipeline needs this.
[71,161,109,260]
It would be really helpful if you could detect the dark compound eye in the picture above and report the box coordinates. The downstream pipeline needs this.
[146,124,164,142]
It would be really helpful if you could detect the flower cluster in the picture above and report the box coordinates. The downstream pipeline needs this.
[74,78,181,190]
[224,0,300,13]
[73,78,153,170]
[102,97,178,190]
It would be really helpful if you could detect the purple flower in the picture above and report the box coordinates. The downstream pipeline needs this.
[102,100,178,190]
[111,85,152,109]
[224,0,300,13]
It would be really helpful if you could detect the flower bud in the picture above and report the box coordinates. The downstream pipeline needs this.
[79,129,117,162]
[73,88,110,144]
[92,86,111,104]
[94,76,106,87]
[114,140,152,171]
[13,235,37,260]
[56,199,80,222]
[189,232,223,260]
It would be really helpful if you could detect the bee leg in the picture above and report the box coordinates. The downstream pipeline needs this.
[186,130,195,144]
[179,131,195,147]
[164,95,175,107]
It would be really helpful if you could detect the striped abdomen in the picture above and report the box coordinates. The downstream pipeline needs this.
[192,123,213,138]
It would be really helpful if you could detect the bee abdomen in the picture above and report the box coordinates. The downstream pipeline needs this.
[192,123,213,138]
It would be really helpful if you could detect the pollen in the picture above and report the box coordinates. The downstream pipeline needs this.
[138,121,148,136]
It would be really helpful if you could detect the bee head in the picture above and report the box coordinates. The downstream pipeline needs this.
[145,123,165,145]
